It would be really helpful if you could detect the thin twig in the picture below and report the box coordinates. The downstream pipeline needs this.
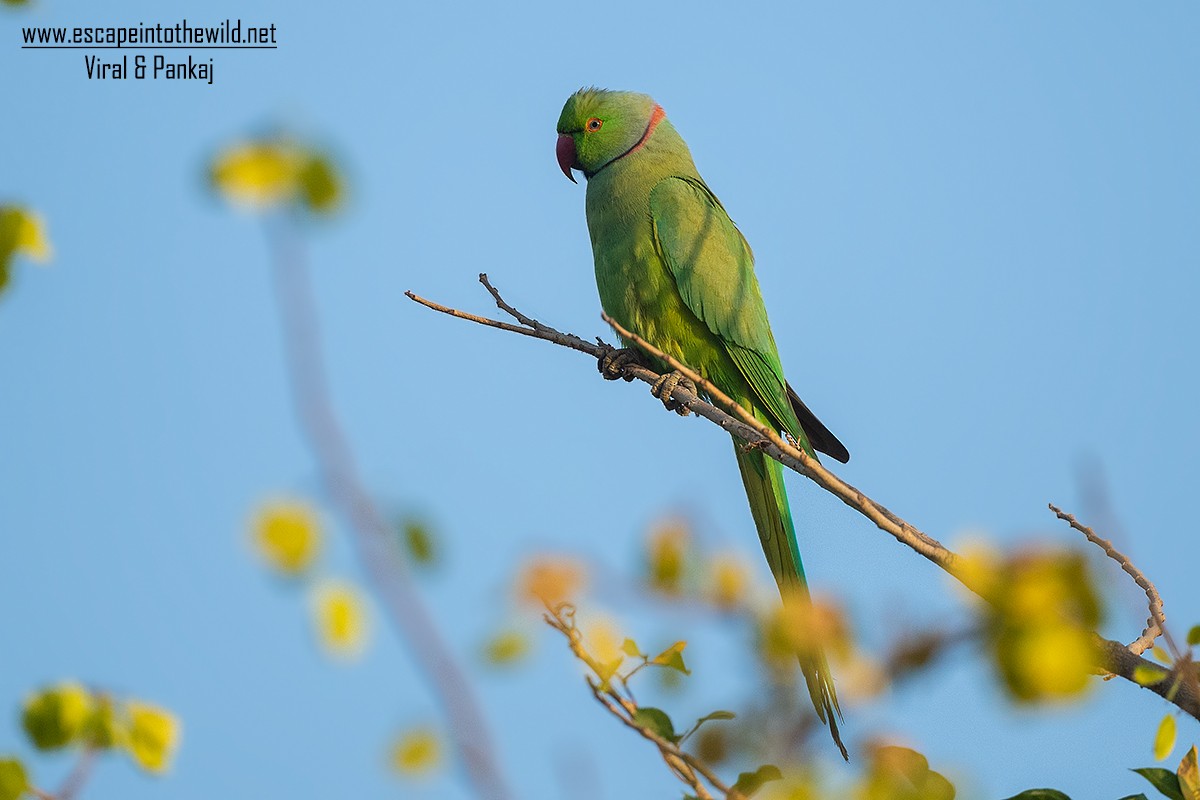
[269,227,512,800]
[55,747,96,800]
[407,277,1200,721]
[1049,503,1166,656]
[541,603,733,798]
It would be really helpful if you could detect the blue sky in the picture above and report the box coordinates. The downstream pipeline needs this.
[2,1,1198,798]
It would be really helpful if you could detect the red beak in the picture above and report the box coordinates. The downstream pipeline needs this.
[556,134,578,183]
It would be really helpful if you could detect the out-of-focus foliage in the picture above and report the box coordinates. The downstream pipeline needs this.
[399,517,437,567]
[251,499,323,576]
[1156,715,1179,762]
[960,544,1103,702]
[0,0,31,7]
[760,591,854,670]
[22,681,92,749]
[856,744,955,800]
[389,727,441,777]
[125,702,182,774]
[310,580,370,659]
[19,683,181,782]
[481,629,530,666]
[1187,627,1200,648]
[0,205,51,299]
[516,556,586,607]
[645,517,691,596]
[708,551,752,611]
[209,139,343,214]
[0,759,28,800]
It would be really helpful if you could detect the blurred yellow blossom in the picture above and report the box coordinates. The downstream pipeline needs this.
[516,556,586,607]
[761,592,853,668]
[645,517,690,595]
[310,580,370,660]
[389,727,441,777]
[708,552,751,610]
[579,613,625,666]
[251,499,322,576]
[209,139,342,214]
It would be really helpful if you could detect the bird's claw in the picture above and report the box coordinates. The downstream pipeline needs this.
[598,347,644,382]
[650,371,696,416]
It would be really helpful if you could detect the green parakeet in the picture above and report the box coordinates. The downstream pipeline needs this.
[556,88,851,759]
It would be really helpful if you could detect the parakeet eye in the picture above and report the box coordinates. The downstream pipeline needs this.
[586,117,603,132]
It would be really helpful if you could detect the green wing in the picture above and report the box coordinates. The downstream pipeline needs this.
[649,176,806,446]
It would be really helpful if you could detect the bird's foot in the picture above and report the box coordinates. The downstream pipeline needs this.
[597,346,644,382]
[650,371,696,416]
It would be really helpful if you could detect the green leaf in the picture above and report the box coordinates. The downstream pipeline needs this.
[297,154,342,213]
[1132,767,1184,800]
[1187,626,1200,647]
[0,758,29,800]
[1134,665,1170,687]
[481,630,529,666]
[1002,791,1072,800]
[731,764,782,798]
[679,710,736,743]
[621,638,644,658]
[1117,796,1150,800]
[400,519,436,566]
[1155,714,1178,762]
[594,657,624,690]
[632,707,677,742]
[650,641,691,675]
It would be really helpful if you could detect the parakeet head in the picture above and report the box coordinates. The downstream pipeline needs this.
[556,88,663,182]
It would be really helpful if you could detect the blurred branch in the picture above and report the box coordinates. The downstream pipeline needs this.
[55,747,97,800]
[407,275,1200,722]
[268,229,512,800]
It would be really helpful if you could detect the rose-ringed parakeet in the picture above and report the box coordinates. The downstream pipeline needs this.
[556,88,851,759]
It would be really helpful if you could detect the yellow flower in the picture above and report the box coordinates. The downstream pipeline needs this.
[251,499,322,576]
[210,141,306,209]
[209,140,343,214]
[310,580,370,659]
[389,727,441,777]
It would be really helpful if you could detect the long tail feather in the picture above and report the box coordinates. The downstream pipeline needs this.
[733,438,848,761]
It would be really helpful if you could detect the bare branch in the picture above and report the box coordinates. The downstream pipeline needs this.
[269,229,512,800]
[1049,503,1166,655]
[407,277,1200,722]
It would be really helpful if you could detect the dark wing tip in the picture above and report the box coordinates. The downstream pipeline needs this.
[786,383,850,464]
